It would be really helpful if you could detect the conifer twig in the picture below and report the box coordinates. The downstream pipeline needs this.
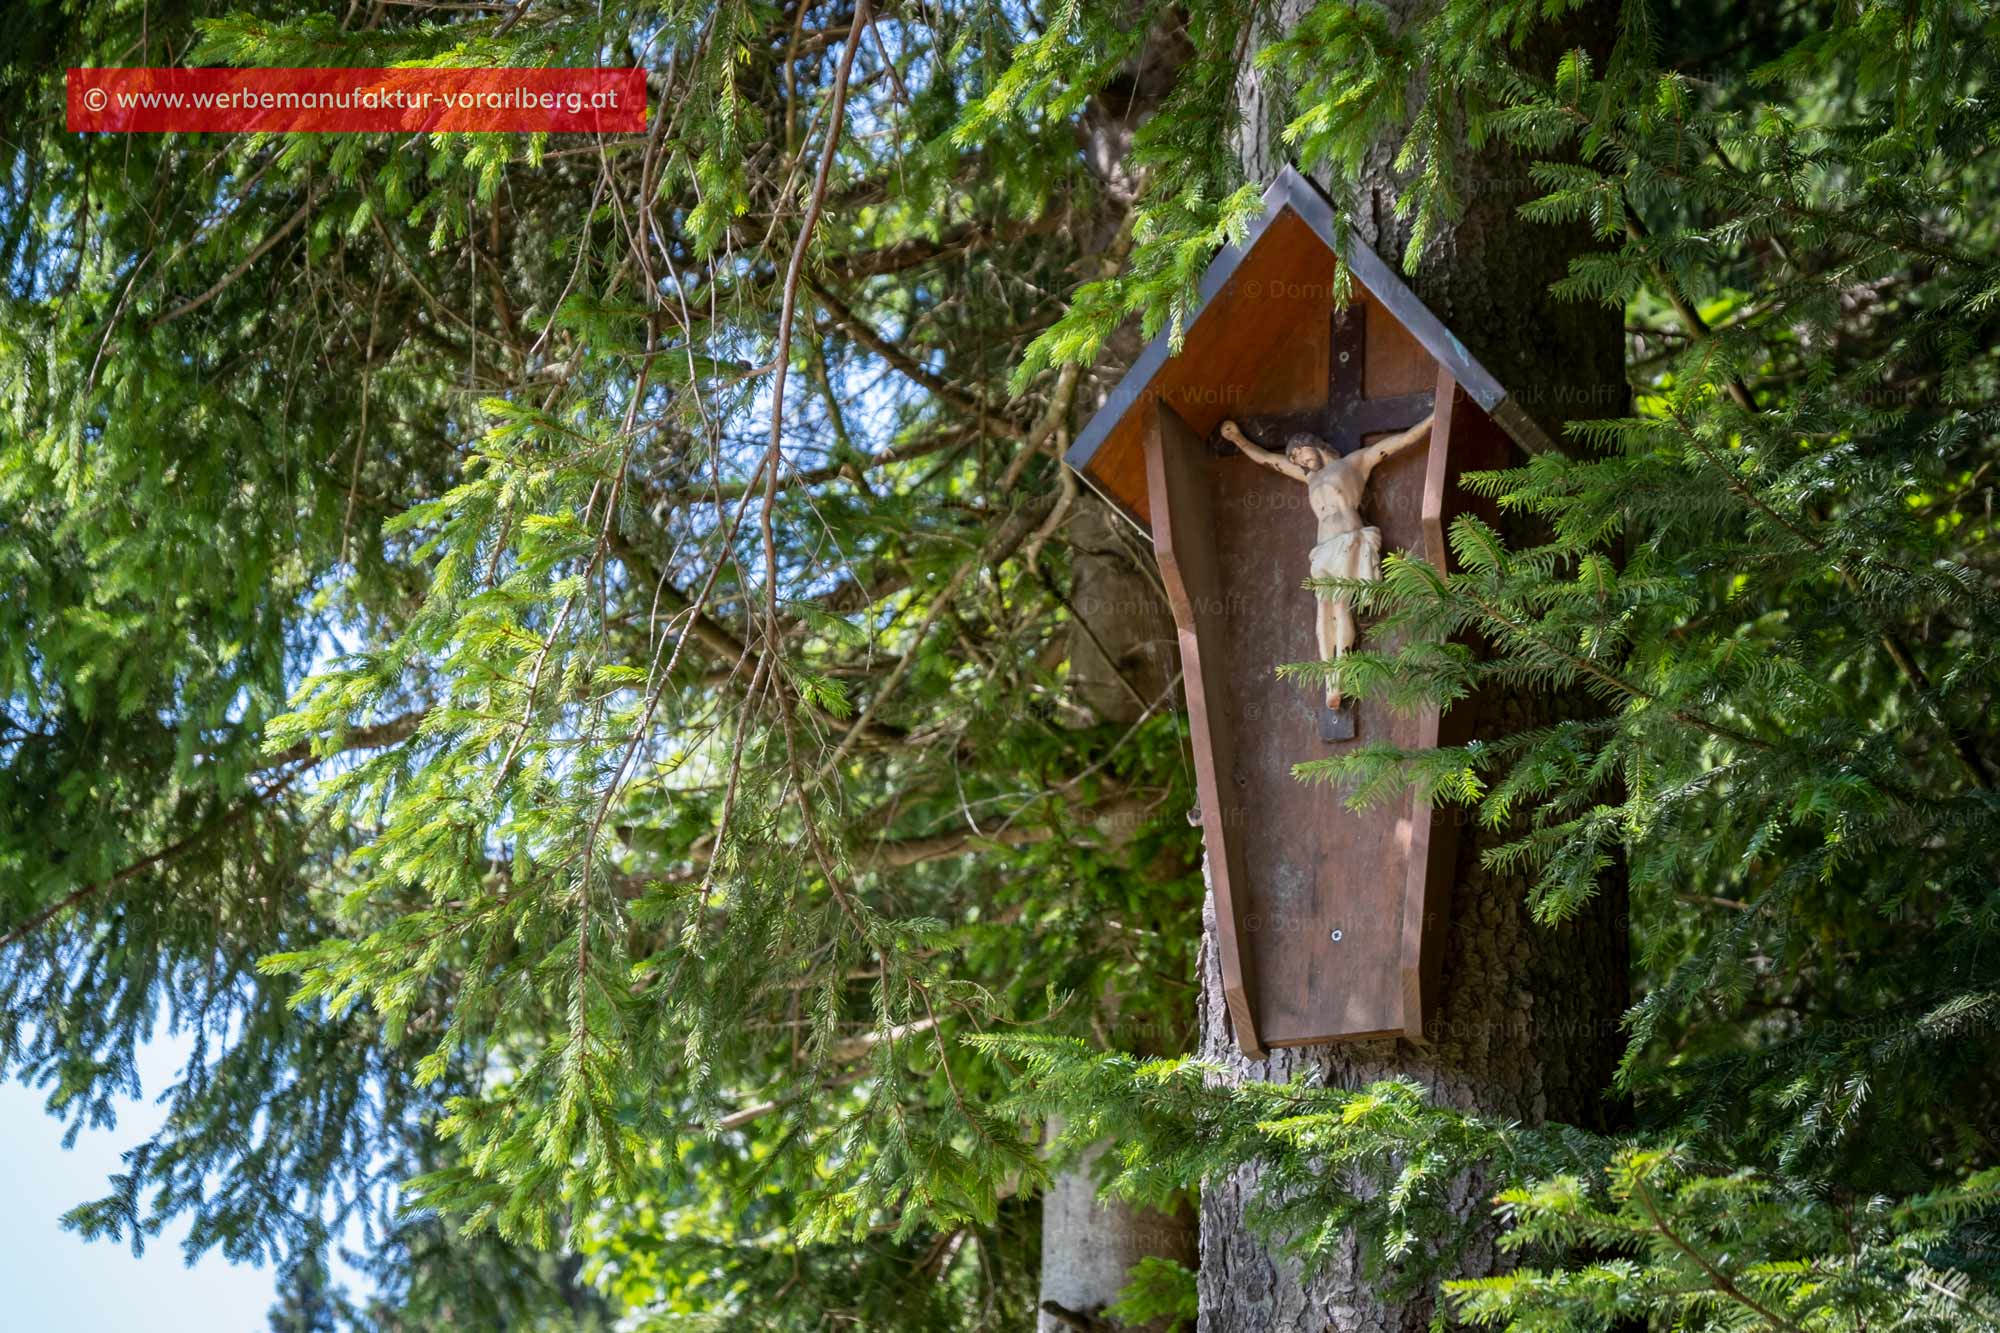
[1663,381,1992,786]
[759,0,874,657]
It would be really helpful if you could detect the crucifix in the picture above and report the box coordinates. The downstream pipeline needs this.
[1214,304,1437,741]
[1063,166,1549,1050]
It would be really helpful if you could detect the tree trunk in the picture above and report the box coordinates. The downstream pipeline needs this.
[1036,21,1202,1326]
[1040,1129,1198,1333]
[1198,5,1628,1331]
[1037,490,1193,1333]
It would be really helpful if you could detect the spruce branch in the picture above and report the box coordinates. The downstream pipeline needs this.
[1628,1176,1811,1333]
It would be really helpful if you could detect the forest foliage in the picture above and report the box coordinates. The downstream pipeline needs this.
[2,0,1998,1328]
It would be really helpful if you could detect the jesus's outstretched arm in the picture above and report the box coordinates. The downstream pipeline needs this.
[1349,412,1436,479]
[1219,420,1310,482]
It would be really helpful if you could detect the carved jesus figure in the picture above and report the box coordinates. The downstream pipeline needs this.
[1218,413,1436,711]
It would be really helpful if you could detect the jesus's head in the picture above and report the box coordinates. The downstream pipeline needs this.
[1286,437,1332,472]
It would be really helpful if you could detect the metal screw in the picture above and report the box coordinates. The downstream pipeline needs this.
[1329,928,1344,943]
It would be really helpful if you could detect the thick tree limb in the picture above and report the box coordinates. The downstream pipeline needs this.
[607,530,909,747]
[1,770,302,949]
[816,215,1065,284]
[640,423,977,510]
[146,196,314,333]
[612,788,1160,899]
[256,710,430,771]
[817,490,1057,775]
[810,278,1026,438]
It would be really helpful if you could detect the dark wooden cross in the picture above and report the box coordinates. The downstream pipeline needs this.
[1211,303,1436,741]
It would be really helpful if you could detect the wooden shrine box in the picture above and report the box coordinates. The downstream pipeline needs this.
[1066,167,1557,1056]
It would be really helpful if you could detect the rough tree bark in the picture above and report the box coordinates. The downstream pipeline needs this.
[1196,5,1629,1332]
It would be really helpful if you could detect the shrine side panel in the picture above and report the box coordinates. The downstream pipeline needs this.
[1207,446,1432,1045]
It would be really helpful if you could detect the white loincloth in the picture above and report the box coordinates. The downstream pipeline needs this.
[1308,526,1381,584]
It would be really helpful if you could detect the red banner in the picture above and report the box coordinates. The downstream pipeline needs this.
[67,68,647,134]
